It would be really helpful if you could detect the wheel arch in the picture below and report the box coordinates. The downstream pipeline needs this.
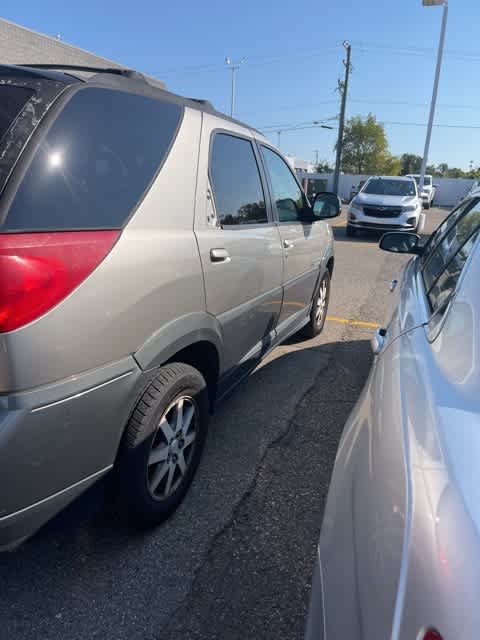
[133,312,223,411]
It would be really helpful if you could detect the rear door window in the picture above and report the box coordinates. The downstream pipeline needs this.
[0,85,34,144]
[209,133,268,226]
[2,87,183,231]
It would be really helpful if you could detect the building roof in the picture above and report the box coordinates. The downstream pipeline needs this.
[0,17,165,89]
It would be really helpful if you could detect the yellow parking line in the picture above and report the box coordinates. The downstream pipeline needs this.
[326,315,380,329]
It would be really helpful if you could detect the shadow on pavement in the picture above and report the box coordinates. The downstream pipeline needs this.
[0,337,372,640]
[332,226,382,244]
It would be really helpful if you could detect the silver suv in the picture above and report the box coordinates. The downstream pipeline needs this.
[0,64,339,548]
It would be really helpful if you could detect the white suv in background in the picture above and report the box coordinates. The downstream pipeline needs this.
[406,173,436,208]
[347,176,424,236]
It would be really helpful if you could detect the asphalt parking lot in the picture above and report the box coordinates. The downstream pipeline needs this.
[0,207,448,640]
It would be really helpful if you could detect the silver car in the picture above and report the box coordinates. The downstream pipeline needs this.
[306,193,480,640]
[0,64,340,549]
[347,176,424,236]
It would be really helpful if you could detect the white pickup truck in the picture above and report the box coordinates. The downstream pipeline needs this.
[406,174,437,209]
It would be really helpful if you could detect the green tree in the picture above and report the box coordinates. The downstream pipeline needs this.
[436,162,449,177]
[382,154,401,176]
[400,153,422,175]
[340,114,392,174]
[315,161,333,173]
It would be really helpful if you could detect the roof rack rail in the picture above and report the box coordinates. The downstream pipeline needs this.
[17,64,146,82]
[188,97,215,109]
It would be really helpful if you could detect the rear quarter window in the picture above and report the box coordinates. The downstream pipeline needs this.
[1,87,183,231]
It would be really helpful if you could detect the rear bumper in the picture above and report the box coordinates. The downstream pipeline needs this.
[0,357,142,549]
[0,467,110,551]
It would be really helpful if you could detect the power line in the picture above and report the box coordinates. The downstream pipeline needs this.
[260,118,480,133]
[154,40,480,77]
[382,121,480,130]
[260,116,338,131]
[156,47,342,76]
[242,99,480,124]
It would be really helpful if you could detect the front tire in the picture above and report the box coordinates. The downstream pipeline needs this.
[116,363,209,528]
[301,271,331,339]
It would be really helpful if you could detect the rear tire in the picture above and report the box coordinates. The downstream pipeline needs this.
[346,224,356,237]
[425,200,431,210]
[301,271,331,339]
[115,363,209,528]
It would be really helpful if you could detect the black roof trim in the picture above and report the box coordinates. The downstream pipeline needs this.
[0,63,81,84]
[6,64,262,134]
[18,63,146,82]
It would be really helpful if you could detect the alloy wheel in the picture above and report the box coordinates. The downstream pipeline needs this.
[147,396,198,500]
[315,279,328,326]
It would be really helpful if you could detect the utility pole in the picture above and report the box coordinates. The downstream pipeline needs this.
[277,130,282,149]
[225,57,245,118]
[333,41,352,195]
[314,149,319,166]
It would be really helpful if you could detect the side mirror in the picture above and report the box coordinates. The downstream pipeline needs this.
[312,192,342,219]
[379,232,422,254]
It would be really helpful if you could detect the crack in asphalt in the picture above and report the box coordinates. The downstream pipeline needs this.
[162,327,348,636]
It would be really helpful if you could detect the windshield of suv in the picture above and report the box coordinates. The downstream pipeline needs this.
[363,178,416,197]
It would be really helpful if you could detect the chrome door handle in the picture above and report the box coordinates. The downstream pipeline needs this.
[283,239,294,249]
[210,248,231,263]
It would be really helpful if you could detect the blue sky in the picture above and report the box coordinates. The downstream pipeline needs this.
[3,0,479,169]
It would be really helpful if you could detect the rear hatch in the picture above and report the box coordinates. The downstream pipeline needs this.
[0,68,183,366]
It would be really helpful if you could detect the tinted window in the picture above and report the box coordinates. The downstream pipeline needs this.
[210,134,267,226]
[0,86,34,144]
[363,178,416,197]
[422,198,477,265]
[422,198,480,313]
[261,147,306,222]
[3,87,182,231]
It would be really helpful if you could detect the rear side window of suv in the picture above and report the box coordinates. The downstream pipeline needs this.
[1,87,183,231]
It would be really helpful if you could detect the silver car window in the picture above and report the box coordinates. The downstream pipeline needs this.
[210,133,268,226]
[261,146,306,223]
[422,199,480,313]
[421,197,478,265]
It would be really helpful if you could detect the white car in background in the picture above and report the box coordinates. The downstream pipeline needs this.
[406,173,437,208]
[347,176,425,236]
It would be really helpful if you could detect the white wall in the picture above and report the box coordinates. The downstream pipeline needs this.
[297,172,474,207]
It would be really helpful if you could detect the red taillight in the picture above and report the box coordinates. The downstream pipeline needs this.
[0,230,120,332]
[423,629,443,640]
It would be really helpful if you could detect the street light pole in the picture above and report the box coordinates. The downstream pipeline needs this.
[419,0,448,194]
[225,57,245,118]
